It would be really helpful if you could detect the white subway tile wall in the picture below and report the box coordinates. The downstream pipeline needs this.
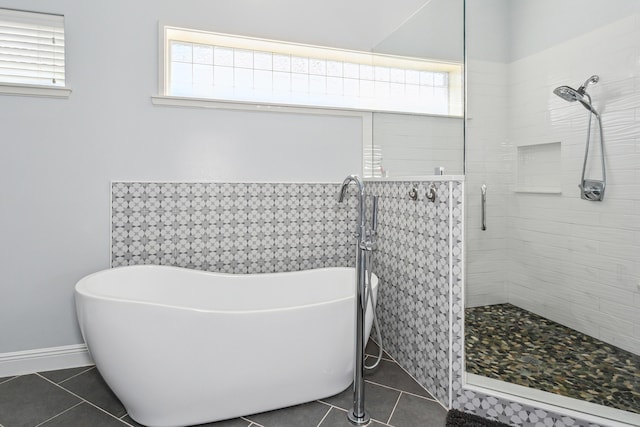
[505,13,640,356]
[465,58,511,308]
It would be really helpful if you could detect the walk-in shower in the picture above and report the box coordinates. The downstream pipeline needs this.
[465,1,640,424]
[553,75,606,201]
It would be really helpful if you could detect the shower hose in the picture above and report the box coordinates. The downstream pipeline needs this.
[364,250,383,371]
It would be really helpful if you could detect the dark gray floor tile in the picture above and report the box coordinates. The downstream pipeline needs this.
[59,368,126,418]
[365,339,392,360]
[389,393,447,427]
[123,414,250,427]
[39,402,130,426]
[0,375,16,384]
[245,401,331,427]
[320,381,400,423]
[120,415,144,427]
[199,417,253,426]
[365,359,433,398]
[39,366,94,384]
[318,407,388,426]
[0,374,81,427]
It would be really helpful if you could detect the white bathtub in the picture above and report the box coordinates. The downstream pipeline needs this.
[75,266,378,427]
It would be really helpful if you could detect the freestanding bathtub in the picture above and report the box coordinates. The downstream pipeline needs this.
[75,266,378,427]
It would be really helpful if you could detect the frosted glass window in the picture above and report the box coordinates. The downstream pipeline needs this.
[291,57,309,74]
[172,42,192,62]
[406,84,419,97]
[164,27,463,116]
[214,66,233,88]
[273,72,291,91]
[344,63,359,79]
[273,54,291,72]
[390,83,404,97]
[194,64,213,85]
[374,66,390,82]
[405,70,419,85]
[360,80,374,98]
[309,75,326,94]
[420,71,434,86]
[326,77,343,95]
[193,45,213,64]
[375,81,390,97]
[291,73,309,93]
[234,68,252,88]
[254,70,272,90]
[309,59,326,75]
[327,61,343,77]
[434,72,447,86]
[234,49,253,68]
[214,47,234,66]
[344,78,359,97]
[360,65,374,80]
[390,68,405,83]
[254,52,272,70]
[171,62,192,84]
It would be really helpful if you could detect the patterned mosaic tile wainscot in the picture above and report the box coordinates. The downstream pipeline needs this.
[111,182,358,273]
[367,180,461,407]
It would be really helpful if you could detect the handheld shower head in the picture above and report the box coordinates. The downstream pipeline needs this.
[577,75,599,94]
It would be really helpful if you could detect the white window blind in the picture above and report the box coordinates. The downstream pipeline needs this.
[164,27,463,116]
[0,8,65,87]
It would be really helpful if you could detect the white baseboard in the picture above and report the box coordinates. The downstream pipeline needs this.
[0,344,94,377]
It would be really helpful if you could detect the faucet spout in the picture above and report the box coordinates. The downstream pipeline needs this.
[338,174,364,203]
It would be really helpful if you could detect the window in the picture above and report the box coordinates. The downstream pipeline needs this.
[0,8,69,97]
[162,27,462,116]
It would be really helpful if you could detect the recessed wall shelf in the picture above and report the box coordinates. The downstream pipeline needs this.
[515,141,562,194]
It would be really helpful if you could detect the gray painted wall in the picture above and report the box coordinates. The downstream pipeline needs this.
[1,0,374,353]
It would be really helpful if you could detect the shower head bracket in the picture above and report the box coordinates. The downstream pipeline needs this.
[579,179,605,202]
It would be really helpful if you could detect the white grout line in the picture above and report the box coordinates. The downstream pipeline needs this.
[319,405,394,427]
[385,393,403,425]
[241,416,264,426]
[36,373,135,427]
[0,375,19,385]
[57,366,96,385]
[363,379,438,403]
[33,402,84,427]
[315,405,332,427]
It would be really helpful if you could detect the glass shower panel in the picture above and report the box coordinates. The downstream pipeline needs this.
[465,0,640,422]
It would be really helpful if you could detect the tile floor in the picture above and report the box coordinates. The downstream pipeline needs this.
[0,340,448,427]
[466,303,640,414]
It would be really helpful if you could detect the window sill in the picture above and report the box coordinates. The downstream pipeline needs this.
[0,83,72,99]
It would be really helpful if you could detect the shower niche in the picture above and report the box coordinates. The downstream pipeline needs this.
[514,141,561,194]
